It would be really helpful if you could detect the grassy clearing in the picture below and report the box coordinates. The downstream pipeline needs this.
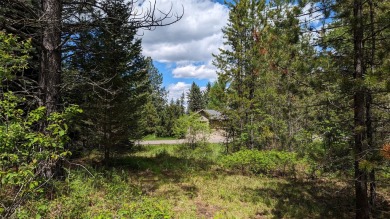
[16,144,390,218]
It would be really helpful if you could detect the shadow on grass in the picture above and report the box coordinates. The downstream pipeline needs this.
[93,151,215,195]
[109,153,213,173]
[76,146,389,218]
[261,180,353,218]
[242,179,389,218]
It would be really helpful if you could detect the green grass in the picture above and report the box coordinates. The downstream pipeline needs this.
[14,144,390,218]
[142,134,178,141]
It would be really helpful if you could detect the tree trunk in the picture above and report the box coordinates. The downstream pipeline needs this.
[366,92,375,208]
[37,0,62,179]
[104,145,110,165]
[367,0,376,208]
[39,0,62,115]
[353,0,370,218]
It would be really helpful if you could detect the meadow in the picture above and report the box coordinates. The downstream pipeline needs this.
[15,144,390,218]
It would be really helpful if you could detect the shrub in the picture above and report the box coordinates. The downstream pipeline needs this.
[219,150,303,176]
[14,169,172,219]
[173,113,210,149]
[0,32,82,217]
[0,92,82,217]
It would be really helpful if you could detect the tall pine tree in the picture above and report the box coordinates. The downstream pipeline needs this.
[214,0,313,150]
[303,0,390,216]
[187,82,204,112]
[64,0,149,162]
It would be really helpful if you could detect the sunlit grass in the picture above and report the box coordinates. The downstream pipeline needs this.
[16,144,390,218]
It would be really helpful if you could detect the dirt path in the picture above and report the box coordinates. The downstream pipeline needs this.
[138,131,225,145]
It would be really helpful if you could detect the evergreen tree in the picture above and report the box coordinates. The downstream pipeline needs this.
[158,99,185,137]
[214,0,312,150]
[142,57,167,136]
[207,80,228,111]
[303,0,390,216]
[203,82,212,108]
[65,0,149,162]
[141,99,160,135]
[214,0,275,150]
[179,92,186,115]
[187,82,204,112]
[146,57,167,113]
[1,0,183,145]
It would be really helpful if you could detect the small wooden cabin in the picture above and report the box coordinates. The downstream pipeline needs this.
[196,109,225,129]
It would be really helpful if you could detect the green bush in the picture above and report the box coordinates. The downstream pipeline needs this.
[173,113,210,148]
[14,169,172,218]
[0,92,82,217]
[177,143,223,162]
[0,32,83,217]
[220,150,304,176]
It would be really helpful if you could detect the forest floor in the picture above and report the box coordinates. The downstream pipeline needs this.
[17,144,390,218]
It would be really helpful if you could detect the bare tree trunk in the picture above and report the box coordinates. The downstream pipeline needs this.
[353,0,370,218]
[39,0,62,115]
[37,0,62,179]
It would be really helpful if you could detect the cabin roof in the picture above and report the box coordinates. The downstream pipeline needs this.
[198,109,224,120]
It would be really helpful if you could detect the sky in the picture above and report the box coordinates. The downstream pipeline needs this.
[137,0,230,101]
[136,0,323,101]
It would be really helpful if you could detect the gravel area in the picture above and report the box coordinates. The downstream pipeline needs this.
[138,130,225,145]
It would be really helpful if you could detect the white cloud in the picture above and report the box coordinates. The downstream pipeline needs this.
[138,0,229,81]
[300,3,324,29]
[172,63,217,80]
[166,82,191,101]
[142,33,224,63]
[166,81,207,104]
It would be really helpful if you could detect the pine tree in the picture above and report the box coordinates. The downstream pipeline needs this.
[203,82,212,108]
[187,82,204,112]
[207,80,228,111]
[141,99,160,135]
[303,0,390,216]
[65,0,149,162]
[146,57,167,113]
[179,92,186,115]
[213,0,312,150]
[142,57,167,136]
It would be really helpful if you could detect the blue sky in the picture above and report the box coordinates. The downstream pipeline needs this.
[137,0,323,101]
[137,0,230,101]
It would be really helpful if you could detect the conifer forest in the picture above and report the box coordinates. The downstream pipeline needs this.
[0,0,389,218]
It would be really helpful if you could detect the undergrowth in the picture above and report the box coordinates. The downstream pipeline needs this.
[15,169,172,218]
[10,143,390,218]
[219,149,307,177]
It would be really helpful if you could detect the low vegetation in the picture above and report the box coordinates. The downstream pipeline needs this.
[219,149,305,177]
[8,144,389,218]
[2,0,390,217]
